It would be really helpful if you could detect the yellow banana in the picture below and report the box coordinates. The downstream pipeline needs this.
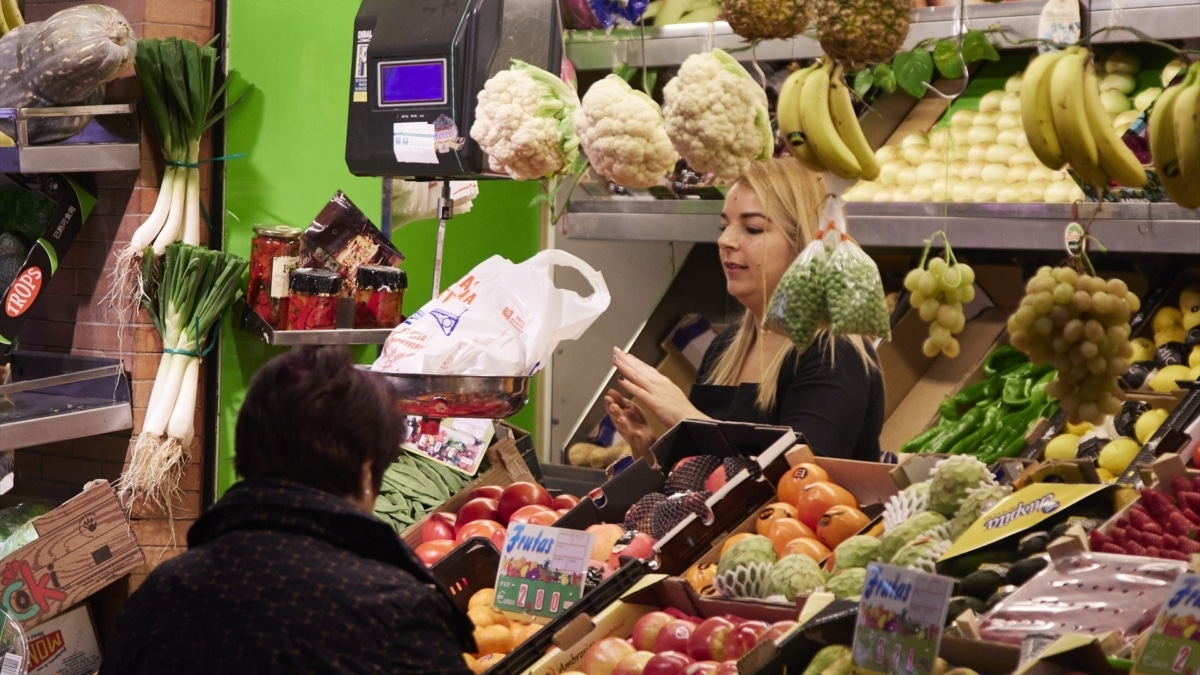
[1150,64,1200,209]
[1020,50,1068,171]
[828,64,881,181]
[1080,53,1147,187]
[1050,48,1110,189]
[800,60,862,180]
[1172,66,1200,200]
[777,63,828,173]
[0,0,20,32]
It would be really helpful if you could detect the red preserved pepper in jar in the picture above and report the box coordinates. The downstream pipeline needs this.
[353,265,407,329]
[247,225,302,329]
[286,268,341,330]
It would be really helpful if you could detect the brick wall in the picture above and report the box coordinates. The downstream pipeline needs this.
[15,0,216,641]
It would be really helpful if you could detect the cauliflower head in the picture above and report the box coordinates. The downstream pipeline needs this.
[574,75,677,189]
[662,48,773,181]
[470,61,581,181]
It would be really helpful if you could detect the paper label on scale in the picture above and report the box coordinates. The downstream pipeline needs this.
[393,122,438,164]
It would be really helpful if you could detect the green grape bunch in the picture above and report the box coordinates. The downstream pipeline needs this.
[1007,265,1140,425]
[904,232,976,358]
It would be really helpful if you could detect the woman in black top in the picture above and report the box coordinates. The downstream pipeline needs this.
[605,157,886,462]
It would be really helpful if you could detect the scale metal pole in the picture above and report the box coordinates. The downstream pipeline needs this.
[432,180,452,299]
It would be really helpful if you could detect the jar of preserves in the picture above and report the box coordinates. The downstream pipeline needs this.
[354,265,407,329]
[247,224,302,329]
[286,268,341,330]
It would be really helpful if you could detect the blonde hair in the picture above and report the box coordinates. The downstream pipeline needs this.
[702,157,877,412]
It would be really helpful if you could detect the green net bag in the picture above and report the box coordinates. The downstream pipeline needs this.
[764,234,830,353]
[823,196,891,340]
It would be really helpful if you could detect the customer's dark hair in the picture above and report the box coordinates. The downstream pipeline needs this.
[235,346,402,497]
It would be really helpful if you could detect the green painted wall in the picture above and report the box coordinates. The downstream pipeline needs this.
[218,1,542,494]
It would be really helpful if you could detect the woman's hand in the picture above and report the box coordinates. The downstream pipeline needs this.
[604,389,656,459]
[610,347,709,431]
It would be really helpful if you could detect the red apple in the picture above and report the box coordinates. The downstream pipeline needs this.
[508,504,554,524]
[420,512,456,543]
[683,662,719,675]
[456,497,500,528]
[713,662,739,675]
[580,637,637,675]
[609,531,658,568]
[631,611,675,651]
[723,620,770,660]
[704,466,730,493]
[553,493,582,510]
[654,619,698,654]
[612,650,655,675]
[687,616,736,662]
[468,485,504,501]
[586,523,625,561]
[643,651,695,675]
[760,620,798,644]
[497,481,553,524]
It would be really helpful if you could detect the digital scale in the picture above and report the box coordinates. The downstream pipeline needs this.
[346,0,563,179]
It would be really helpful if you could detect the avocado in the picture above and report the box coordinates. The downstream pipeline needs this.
[1017,531,1051,558]
[1007,555,1049,586]
[985,584,1019,611]
[960,569,1006,601]
[1050,522,1073,540]
[945,595,987,626]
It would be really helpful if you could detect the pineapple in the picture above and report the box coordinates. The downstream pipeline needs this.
[719,0,814,42]
[815,0,913,67]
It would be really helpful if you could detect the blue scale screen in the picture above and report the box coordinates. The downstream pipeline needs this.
[379,60,445,105]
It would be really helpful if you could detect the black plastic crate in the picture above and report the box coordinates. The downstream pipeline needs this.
[430,536,501,613]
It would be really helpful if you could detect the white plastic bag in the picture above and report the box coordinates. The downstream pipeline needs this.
[372,249,610,376]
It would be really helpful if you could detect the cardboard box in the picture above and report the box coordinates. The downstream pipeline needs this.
[25,603,100,675]
[1014,632,1129,675]
[0,480,142,630]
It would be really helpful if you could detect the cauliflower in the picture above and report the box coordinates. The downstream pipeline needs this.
[470,60,581,181]
[574,74,677,188]
[662,48,773,181]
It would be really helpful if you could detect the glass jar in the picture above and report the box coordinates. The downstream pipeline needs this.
[247,224,302,329]
[354,265,407,329]
[286,268,341,330]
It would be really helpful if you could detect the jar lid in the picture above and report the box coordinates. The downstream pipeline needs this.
[252,224,304,240]
[356,265,408,290]
[289,268,341,295]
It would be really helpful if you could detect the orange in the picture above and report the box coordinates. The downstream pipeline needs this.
[469,588,495,610]
[474,624,515,656]
[816,505,872,549]
[511,622,541,644]
[766,517,818,557]
[756,502,801,536]
[783,536,832,563]
[776,463,830,507]
[683,562,718,594]
[720,532,756,558]
[472,653,505,673]
[795,481,858,530]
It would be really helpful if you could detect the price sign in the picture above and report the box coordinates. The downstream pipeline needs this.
[1133,573,1200,674]
[853,563,954,675]
[494,523,594,621]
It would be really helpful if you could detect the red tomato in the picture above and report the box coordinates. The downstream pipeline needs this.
[468,485,504,501]
[497,481,553,524]
[552,494,582,510]
[456,519,506,549]
[420,512,456,543]
[414,539,456,566]
[456,497,500,529]
[507,504,553,524]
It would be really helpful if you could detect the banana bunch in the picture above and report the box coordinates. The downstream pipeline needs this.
[1019,45,1148,190]
[1148,61,1200,209]
[374,451,472,535]
[778,59,880,181]
[0,0,23,36]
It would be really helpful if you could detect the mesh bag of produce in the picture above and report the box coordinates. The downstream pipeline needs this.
[823,197,891,340]
[764,235,830,353]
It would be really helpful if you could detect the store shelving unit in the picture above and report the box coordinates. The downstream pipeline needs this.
[235,299,394,346]
[0,104,140,174]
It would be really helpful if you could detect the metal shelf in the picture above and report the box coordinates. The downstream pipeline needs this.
[236,299,394,346]
[565,0,1200,70]
[0,352,133,452]
[0,104,140,174]
[563,199,1200,253]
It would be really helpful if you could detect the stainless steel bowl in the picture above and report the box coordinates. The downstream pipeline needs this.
[361,368,530,419]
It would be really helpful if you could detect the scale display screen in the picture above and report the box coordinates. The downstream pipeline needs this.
[377,59,447,106]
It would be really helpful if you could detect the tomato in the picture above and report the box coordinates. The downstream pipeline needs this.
[421,512,457,543]
[552,493,582,510]
[776,463,830,508]
[782,536,832,563]
[507,504,553,523]
[719,532,756,558]
[456,519,507,549]
[497,481,553,525]
[816,504,872,549]
[755,502,801,536]
[414,539,456,566]
[457,497,501,529]
[765,518,817,557]
[794,481,857,530]
[468,485,504,501]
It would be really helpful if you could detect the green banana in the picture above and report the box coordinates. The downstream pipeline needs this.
[829,64,881,181]
[1050,48,1109,188]
[777,62,828,173]
[800,60,862,179]
[1080,53,1147,188]
[1150,63,1200,209]
[1019,50,1068,171]
[1171,64,1200,202]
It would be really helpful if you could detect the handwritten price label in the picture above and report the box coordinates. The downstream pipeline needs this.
[852,563,954,675]
[1134,573,1200,674]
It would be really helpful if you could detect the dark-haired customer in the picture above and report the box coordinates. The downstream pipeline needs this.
[101,346,475,675]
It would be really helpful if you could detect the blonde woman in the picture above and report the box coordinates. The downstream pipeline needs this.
[605,157,885,462]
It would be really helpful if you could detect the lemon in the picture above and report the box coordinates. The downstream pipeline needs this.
[1179,284,1200,313]
[1131,337,1157,363]
[1135,407,1170,444]
[1150,364,1193,392]
[1064,420,1094,436]
[1153,306,1184,333]
[1191,345,1200,369]
[1190,365,1200,381]
[1044,433,1081,461]
[1096,468,1116,483]
[1156,327,1187,347]
[1184,309,1200,331]
[1098,437,1142,475]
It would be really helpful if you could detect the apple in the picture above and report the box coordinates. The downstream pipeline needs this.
[643,651,694,675]
[420,512,456,543]
[713,662,739,675]
[704,466,729,493]
[586,523,625,561]
[468,485,504,501]
[654,619,698,654]
[609,531,657,568]
[613,651,655,675]
[497,481,554,525]
[456,497,500,528]
[723,620,769,660]
[631,611,675,651]
[581,637,637,675]
[688,616,735,662]
[553,493,582,510]
[683,662,719,675]
[760,620,798,644]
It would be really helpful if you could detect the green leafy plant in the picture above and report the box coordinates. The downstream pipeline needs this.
[851,28,1002,99]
